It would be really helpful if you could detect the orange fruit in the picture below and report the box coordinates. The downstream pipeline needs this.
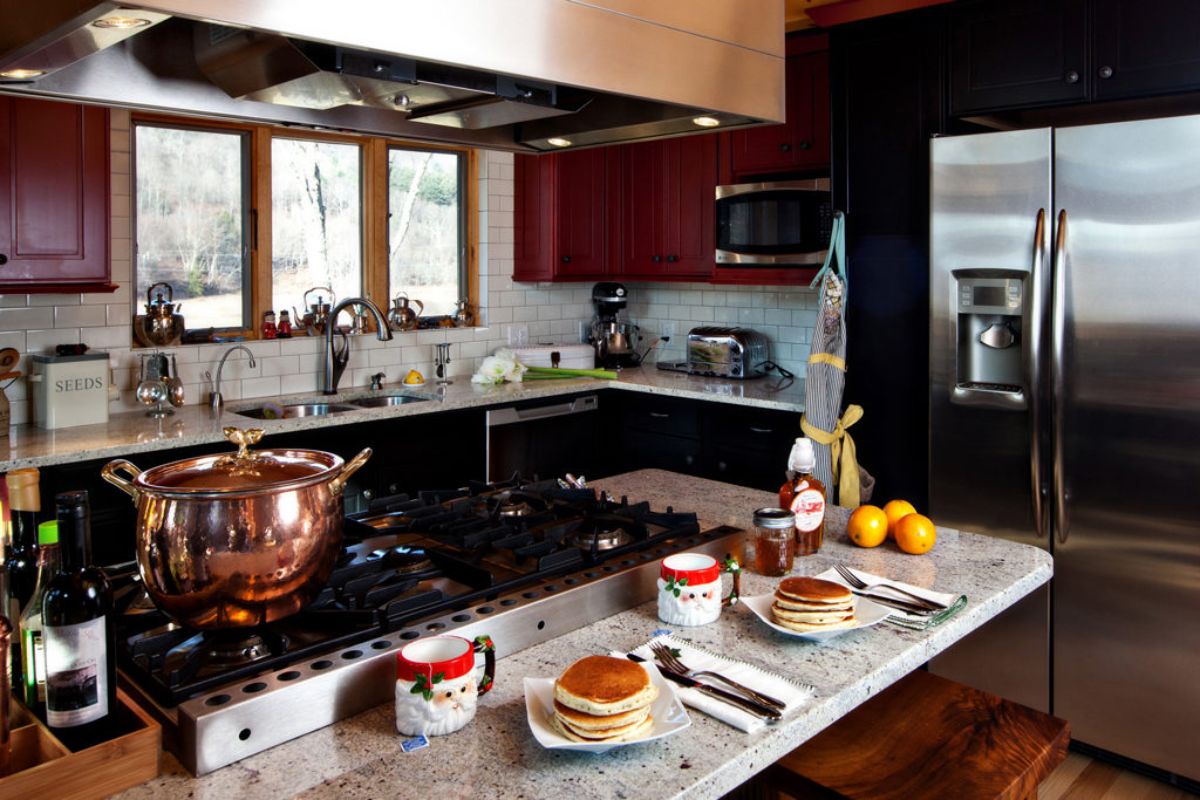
[882,499,917,540]
[846,505,888,548]
[895,513,937,555]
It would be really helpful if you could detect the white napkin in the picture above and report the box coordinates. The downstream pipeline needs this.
[815,567,967,630]
[612,634,815,733]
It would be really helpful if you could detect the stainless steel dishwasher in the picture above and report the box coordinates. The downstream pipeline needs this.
[486,394,600,482]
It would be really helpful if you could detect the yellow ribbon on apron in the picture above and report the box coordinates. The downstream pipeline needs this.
[800,404,864,508]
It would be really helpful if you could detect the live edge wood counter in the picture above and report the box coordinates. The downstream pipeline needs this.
[113,470,1051,800]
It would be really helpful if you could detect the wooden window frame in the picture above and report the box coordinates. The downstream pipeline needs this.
[131,112,479,342]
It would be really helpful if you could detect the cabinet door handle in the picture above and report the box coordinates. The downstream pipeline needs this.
[666,255,678,263]
[779,142,791,152]
[685,455,695,466]
[1098,65,1113,79]
[799,141,811,150]
[718,461,728,471]
[0,253,7,265]
[649,411,670,418]
[1065,69,1080,84]
[561,255,572,264]
[748,426,773,434]
[652,255,662,263]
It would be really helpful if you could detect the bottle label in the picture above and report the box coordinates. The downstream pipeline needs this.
[44,617,108,727]
[789,486,826,532]
[22,623,46,702]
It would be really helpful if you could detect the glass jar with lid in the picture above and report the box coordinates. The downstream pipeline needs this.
[752,507,796,577]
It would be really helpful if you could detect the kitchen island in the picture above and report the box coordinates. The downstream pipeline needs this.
[114,469,1051,800]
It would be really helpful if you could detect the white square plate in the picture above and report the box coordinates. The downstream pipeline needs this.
[524,660,691,753]
[742,592,892,641]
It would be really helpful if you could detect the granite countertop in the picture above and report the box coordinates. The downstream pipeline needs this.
[0,367,804,472]
[115,469,1052,800]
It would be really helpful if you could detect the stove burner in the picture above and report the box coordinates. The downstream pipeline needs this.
[205,631,277,667]
[570,526,633,551]
[498,500,535,517]
[382,546,434,574]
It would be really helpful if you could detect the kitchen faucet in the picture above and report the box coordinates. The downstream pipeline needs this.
[209,345,257,411]
[323,297,393,394]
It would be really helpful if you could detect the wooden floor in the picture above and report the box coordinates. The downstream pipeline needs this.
[1039,753,1197,800]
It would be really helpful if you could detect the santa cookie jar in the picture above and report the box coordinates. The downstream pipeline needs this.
[657,552,741,627]
[395,635,496,737]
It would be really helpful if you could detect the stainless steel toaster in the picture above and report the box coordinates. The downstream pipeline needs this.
[684,326,771,379]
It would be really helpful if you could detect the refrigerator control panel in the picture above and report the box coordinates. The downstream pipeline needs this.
[957,277,1023,315]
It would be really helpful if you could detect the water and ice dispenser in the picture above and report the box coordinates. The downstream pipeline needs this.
[950,269,1027,409]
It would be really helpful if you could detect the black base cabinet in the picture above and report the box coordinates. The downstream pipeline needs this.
[611,392,800,494]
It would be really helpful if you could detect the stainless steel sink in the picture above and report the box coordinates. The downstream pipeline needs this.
[234,402,362,419]
[349,394,431,409]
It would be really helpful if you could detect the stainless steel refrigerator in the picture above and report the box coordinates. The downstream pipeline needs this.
[928,116,1200,783]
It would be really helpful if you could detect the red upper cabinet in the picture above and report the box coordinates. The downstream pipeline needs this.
[0,97,112,292]
[621,135,717,279]
[727,35,830,179]
[513,149,614,282]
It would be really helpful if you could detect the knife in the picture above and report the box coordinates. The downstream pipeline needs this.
[850,590,938,616]
[626,653,782,721]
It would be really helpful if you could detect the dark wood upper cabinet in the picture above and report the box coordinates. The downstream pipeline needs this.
[620,135,717,279]
[950,0,1089,116]
[0,97,112,292]
[728,37,830,178]
[1092,0,1200,100]
[513,149,615,282]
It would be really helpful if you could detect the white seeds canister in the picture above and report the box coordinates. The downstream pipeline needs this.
[29,353,110,429]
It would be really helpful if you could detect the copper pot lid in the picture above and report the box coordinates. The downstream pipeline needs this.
[133,427,345,496]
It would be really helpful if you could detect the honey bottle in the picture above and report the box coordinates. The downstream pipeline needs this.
[779,438,826,555]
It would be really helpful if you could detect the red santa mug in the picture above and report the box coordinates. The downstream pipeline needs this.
[395,634,496,737]
[656,552,741,627]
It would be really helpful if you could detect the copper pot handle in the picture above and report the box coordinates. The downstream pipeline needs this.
[102,459,143,503]
[329,447,372,497]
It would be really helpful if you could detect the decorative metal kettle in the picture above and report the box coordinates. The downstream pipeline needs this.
[453,299,473,328]
[294,286,335,336]
[134,282,185,347]
[389,294,424,331]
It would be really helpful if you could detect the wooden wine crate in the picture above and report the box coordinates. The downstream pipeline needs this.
[0,689,161,800]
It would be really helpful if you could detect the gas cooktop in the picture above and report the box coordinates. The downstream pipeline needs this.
[114,477,705,704]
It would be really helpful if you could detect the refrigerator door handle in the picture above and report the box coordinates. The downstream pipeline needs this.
[1051,209,1070,544]
[1027,208,1049,540]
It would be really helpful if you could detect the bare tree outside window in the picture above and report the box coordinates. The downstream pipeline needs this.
[135,125,248,330]
[272,138,362,317]
[388,148,463,317]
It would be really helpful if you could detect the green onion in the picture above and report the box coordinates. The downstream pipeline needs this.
[523,366,618,380]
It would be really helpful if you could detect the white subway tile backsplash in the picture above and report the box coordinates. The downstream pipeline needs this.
[0,307,54,330]
[54,304,107,328]
[25,327,80,354]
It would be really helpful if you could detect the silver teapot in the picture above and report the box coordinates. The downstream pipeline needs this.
[389,294,424,331]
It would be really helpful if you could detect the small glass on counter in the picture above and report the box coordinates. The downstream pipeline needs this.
[752,508,797,577]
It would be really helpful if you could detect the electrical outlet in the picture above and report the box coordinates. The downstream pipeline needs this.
[507,324,529,347]
[660,322,676,343]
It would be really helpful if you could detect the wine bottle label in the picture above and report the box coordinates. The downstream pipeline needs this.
[22,624,46,702]
[790,487,826,532]
[44,617,108,727]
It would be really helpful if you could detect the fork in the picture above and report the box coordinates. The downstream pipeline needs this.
[835,564,948,610]
[650,643,787,711]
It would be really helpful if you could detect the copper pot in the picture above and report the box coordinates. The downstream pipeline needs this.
[101,427,371,630]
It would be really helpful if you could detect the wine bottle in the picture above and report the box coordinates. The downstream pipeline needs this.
[42,491,117,751]
[19,521,60,713]
[4,468,41,684]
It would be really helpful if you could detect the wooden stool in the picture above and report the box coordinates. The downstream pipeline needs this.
[765,670,1070,800]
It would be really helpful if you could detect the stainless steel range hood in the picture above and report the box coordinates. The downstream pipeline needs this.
[0,1,785,152]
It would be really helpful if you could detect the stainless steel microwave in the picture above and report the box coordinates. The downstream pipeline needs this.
[715,178,833,265]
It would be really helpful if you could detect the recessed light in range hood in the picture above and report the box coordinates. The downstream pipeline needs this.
[0,0,785,152]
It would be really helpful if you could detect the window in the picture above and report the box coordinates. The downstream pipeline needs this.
[271,138,363,318]
[132,117,474,341]
[388,147,465,317]
[134,124,251,330]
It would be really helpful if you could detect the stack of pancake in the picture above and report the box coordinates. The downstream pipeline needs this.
[771,576,858,632]
[551,655,658,743]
